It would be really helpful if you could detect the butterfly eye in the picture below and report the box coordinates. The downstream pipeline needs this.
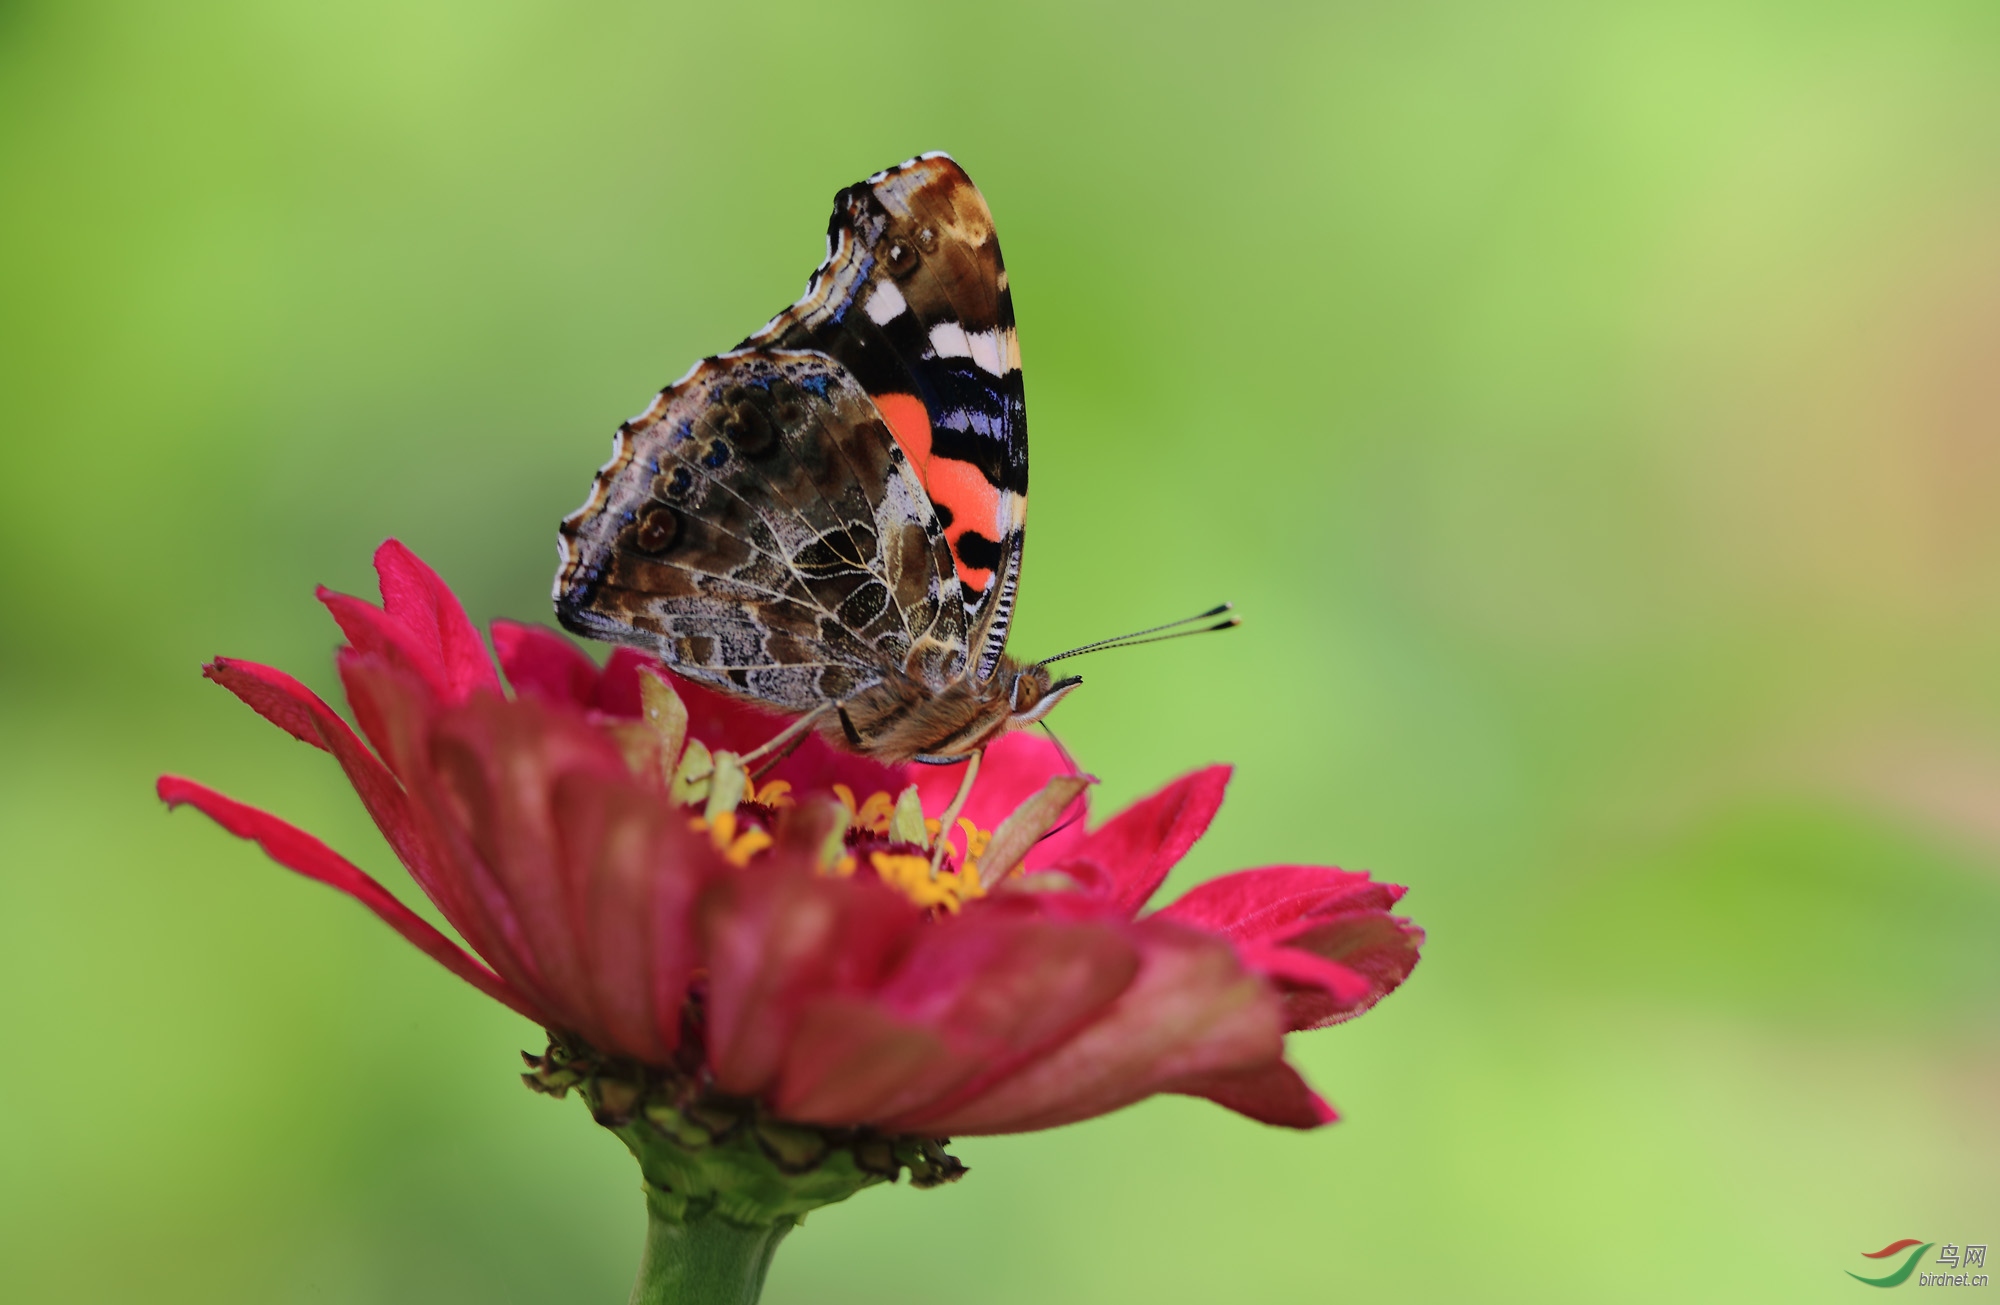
[882,237,919,277]
[914,225,939,253]
[700,440,730,470]
[634,506,681,553]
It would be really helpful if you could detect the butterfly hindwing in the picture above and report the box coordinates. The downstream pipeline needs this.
[744,153,1028,680]
[556,352,968,708]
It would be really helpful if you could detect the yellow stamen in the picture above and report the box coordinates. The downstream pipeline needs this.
[957,818,991,876]
[687,807,774,866]
[707,809,737,848]
[853,790,894,834]
[678,751,1004,904]
[723,828,772,867]
[867,852,986,913]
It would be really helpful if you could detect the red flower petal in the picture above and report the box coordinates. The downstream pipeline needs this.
[200,657,453,912]
[1153,863,1403,939]
[317,541,499,704]
[1235,941,1381,1032]
[492,620,600,709]
[372,539,499,699]
[1262,915,1424,1029]
[202,657,350,752]
[322,650,486,940]
[1057,765,1232,915]
[1239,941,1375,1003]
[156,775,546,1023]
[337,659,571,1022]
[543,770,708,1061]
[591,647,656,718]
[897,920,1285,1135]
[320,587,451,697]
[697,862,920,1099]
[1158,865,1422,1028]
[347,657,715,1061]
[758,999,954,1126]
[1173,1061,1338,1129]
[413,692,643,1039]
[772,916,1142,1126]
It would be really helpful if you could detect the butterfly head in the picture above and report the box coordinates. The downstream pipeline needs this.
[883,656,1079,766]
[1006,663,1082,729]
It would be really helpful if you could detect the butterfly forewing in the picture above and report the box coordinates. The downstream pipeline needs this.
[743,154,1029,681]
[557,352,966,708]
[558,153,1034,748]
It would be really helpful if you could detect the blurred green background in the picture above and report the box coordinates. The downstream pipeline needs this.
[4,1,1998,1300]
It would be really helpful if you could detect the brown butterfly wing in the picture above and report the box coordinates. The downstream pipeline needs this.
[556,351,968,710]
[742,154,1028,683]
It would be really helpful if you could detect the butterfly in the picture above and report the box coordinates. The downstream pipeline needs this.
[554,153,1231,832]
[556,153,1070,781]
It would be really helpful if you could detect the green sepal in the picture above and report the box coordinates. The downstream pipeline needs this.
[522,1032,967,1229]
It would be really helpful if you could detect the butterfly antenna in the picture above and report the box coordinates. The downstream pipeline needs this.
[1037,603,1239,667]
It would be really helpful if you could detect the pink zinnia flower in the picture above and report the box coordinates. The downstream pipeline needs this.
[158,542,1422,1293]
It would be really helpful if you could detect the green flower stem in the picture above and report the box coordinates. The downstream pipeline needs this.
[630,1187,793,1305]
[519,1036,965,1303]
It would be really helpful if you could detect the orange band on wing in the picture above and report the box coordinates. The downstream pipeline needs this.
[925,457,1000,590]
[870,390,1000,593]
[874,392,934,468]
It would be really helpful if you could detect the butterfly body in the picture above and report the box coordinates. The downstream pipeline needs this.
[838,656,1072,765]
[556,154,1071,766]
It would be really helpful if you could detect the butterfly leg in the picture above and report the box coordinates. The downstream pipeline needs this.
[740,702,833,775]
[929,747,983,874]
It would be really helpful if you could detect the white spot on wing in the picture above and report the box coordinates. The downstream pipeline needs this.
[929,321,971,359]
[865,280,908,324]
[928,321,1008,376]
[967,329,1004,377]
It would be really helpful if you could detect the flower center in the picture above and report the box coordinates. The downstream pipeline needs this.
[669,745,994,910]
[624,668,1089,913]
[825,783,993,913]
